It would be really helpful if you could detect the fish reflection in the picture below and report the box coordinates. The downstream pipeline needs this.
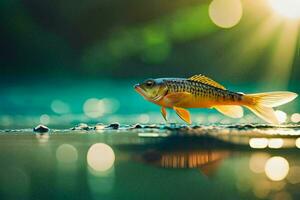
[139,149,230,176]
[56,144,78,164]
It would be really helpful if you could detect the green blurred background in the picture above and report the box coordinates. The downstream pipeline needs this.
[1,0,300,128]
[1,0,299,80]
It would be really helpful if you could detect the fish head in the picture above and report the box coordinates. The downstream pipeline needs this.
[134,78,168,101]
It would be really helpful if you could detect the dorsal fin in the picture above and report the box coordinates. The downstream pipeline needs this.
[188,74,226,90]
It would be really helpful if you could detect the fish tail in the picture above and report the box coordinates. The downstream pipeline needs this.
[243,91,298,124]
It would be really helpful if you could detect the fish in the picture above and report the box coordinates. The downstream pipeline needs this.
[134,74,298,124]
[138,149,230,176]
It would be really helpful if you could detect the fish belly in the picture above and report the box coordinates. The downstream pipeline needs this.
[175,94,243,108]
[174,96,215,108]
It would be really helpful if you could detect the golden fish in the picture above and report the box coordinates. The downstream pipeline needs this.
[134,74,298,124]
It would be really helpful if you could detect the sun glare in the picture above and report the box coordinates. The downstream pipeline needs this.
[268,0,300,19]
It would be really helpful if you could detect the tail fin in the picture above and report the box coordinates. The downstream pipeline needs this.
[244,91,298,124]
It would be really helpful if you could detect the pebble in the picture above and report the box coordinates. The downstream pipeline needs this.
[106,122,120,129]
[227,124,257,130]
[71,123,90,131]
[192,125,202,129]
[94,123,106,130]
[132,123,142,129]
[33,125,50,133]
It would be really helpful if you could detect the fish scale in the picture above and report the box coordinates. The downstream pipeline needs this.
[165,79,243,103]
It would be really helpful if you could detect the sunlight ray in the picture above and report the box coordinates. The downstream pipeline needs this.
[265,20,299,88]
[228,16,281,73]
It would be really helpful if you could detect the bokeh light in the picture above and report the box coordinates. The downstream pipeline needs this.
[287,166,300,184]
[268,138,283,149]
[249,153,270,173]
[39,114,50,125]
[268,0,300,19]
[249,138,268,149]
[253,180,271,199]
[87,143,115,172]
[83,98,104,118]
[265,156,289,181]
[56,144,78,163]
[209,0,243,28]
[83,98,119,118]
[101,98,120,114]
[138,114,150,123]
[138,132,161,137]
[51,100,70,114]
[272,181,286,191]
[291,113,300,123]
[275,110,287,124]
[296,138,300,148]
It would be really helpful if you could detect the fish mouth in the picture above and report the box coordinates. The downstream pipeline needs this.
[134,84,146,96]
[134,84,163,102]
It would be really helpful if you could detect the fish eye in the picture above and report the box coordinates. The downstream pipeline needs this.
[145,79,155,87]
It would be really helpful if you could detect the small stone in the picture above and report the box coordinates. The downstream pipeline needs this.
[227,124,256,130]
[192,125,202,129]
[106,122,120,129]
[94,123,106,130]
[132,123,142,129]
[33,125,50,133]
[71,123,90,131]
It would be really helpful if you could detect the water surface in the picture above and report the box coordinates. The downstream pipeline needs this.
[0,125,300,200]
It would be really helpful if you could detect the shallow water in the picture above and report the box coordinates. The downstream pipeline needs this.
[0,124,300,200]
[1,80,300,199]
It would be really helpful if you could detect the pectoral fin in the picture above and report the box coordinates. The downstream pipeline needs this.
[161,107,168,121]
[214,105,243,118]
[164,92,192,105]
[173,106,192,124]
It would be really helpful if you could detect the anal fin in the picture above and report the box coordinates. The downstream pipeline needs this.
[214,105,243,118]
[174,106,192,124]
